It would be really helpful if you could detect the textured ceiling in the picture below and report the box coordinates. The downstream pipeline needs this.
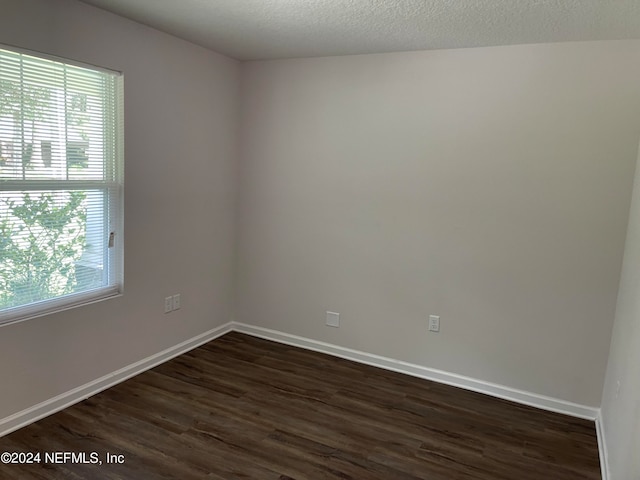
[78,0,640,60]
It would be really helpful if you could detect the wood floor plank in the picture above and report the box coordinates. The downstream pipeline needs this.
[0,332,601,479]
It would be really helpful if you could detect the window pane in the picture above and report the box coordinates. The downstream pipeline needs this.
[0,189,106,310]
[65,66,110,181]
[0,51,110,181]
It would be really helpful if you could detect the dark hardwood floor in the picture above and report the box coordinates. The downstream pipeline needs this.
[0,332,601,479]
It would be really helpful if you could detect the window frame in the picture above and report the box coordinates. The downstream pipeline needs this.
[0,44,124,327]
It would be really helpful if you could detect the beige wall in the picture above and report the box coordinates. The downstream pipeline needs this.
[237,41,640,407]
[0,0,239,418]
[600,143,640,480]
[3,3,640,464]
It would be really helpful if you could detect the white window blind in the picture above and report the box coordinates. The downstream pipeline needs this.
[0,45,123,325]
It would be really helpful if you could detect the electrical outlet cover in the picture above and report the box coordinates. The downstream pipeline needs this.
[326,311,340,328]
[429,315,440,332]
[164,296,173,313]
[173,294,181,310]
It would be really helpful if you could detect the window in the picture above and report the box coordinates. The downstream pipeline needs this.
[0,45,123,325]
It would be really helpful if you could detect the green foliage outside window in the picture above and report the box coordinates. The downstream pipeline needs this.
[0,78,51,167]
[0,192,87,309]
[1,67,91,311]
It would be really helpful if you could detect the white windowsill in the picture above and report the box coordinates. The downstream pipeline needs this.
[0,287,122,328]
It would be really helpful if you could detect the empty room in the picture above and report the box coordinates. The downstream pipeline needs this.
[1,0,639,478]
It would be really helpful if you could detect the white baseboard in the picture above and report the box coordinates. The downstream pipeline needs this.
[1,320,600,443]
[232,322,599,421]
[0,322,233,438]
[595,412,610,480]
